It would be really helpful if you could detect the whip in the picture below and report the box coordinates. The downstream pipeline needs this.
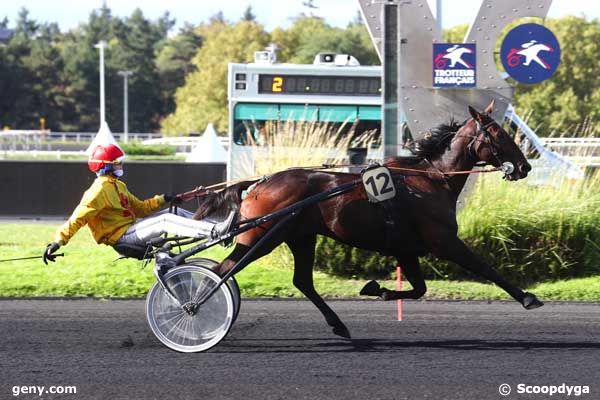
[0,253,64,263]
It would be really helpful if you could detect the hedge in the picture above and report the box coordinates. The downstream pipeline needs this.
[314,173,600,286]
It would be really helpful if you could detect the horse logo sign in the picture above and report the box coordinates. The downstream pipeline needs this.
[433,43,476,88]
[501,23,561,84]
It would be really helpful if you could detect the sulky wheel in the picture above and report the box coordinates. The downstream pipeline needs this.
[146,265,235,353]
[188,258,241,323]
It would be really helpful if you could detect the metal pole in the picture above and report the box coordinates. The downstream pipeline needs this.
[94,41,107,124]
[436,0,442,34]
[124,74,128,142]
[118,70,133,143]
[382,1,399,158]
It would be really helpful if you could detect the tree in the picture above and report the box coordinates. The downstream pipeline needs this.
[512,17,600,134]
[108,8,171,132]
[0,8,42,129]
[443,18,600,135]
[352,9,363,26]
[155,24,203,116]
[242,5,256,22]
[343,18,379,65]
[161,20,269,134]
[443,24,468,42]
[271,16,378,65]
[22,23,68,130]
[58,4,118,130]
[56,5,175,132]
[210,11,226,25]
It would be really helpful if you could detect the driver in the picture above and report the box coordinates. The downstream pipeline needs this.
[42,143,234,264]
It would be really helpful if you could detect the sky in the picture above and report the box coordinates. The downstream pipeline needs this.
[1,0,598,34]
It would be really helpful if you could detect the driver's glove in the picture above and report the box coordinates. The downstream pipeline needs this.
[43,242,61,265]
[163,193,183,205]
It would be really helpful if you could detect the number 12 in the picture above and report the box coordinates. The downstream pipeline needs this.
[365,172,393,196]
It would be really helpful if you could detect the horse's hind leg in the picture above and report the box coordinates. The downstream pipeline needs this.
[436,237,543,310]
[287,235,351,339]
[360,255,427,300]
[214,234,285,277]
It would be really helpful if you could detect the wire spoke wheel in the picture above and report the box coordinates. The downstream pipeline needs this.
[146,265,234,353]
[188,258,241,323]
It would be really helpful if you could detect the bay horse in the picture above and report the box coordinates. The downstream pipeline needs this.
[194,102,542,339]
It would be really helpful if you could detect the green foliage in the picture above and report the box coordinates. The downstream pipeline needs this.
[443,17,600,136]
[1,223,599,300]
[162,15,378,135]
[512,17,600,134]
[155,24,203,116]
[315,237,394,279]
[161,20,270,134]
[120,142,176,156]
[0,9,66,130]
[2,8,598,138]
[242,6,257,22]
[271,16,378,65]
[315,175,600,286]
[443,24,468,42]
[0,5,181,132]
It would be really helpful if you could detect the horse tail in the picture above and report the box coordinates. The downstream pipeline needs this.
[193,180,257,220]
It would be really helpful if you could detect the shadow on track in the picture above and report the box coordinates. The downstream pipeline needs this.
[215,338,600,354]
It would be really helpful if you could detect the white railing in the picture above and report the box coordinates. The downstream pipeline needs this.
[143,136,230,152]
[541,137,600,148]
[539,137,600,158]
[0,130,162,142]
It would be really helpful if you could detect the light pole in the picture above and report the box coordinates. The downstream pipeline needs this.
[94,40,107,124]
[436,0,442,33]
[118,70,133,143]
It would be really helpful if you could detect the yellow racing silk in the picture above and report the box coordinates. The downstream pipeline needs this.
[53,175,166,246]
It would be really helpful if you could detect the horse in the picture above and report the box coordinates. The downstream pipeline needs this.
[193,101,542,339]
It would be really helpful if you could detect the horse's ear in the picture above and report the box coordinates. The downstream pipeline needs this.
[468,106,482,122]
[484,99,495,114]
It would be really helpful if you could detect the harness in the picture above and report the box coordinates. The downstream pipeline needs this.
[466,118,505,168]
[378,174,407,252]
[376,117,507,251]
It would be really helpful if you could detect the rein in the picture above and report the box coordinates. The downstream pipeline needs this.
[387,164,503,177]
[179,120,510,202]
[180,162,504,202]
[179,174,267,201]
[282,163,503,176]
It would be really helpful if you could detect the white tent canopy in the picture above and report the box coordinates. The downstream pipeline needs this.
[85,121,118,155]
[186,123,228,163]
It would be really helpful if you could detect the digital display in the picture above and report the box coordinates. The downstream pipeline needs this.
[259,74,381,96]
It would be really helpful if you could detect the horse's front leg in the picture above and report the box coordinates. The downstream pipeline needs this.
[360,255,427,300]
[433,236,543,309]
[287,235,351,339]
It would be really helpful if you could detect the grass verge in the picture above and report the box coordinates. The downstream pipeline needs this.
[0,223,598,300]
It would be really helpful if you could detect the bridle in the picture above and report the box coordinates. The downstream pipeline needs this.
[464,116,505,168]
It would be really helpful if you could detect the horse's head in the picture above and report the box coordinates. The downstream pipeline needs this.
[464,101,531,181]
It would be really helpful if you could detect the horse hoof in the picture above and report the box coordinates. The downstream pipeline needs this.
[522,292,544,310]
[360,280,381,297]
[332,324,352,339]
[380,289,394,301]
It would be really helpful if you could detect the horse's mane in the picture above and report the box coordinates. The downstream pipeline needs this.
[407,119,463,159]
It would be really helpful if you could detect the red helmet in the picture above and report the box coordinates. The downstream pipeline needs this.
[88,144,125,172]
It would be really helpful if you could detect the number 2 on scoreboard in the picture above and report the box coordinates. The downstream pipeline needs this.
[272,77,283,92]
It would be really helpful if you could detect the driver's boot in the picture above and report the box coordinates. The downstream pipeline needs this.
[210,211,236,239]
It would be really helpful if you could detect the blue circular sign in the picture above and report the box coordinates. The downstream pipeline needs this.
[500,23,561,84]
